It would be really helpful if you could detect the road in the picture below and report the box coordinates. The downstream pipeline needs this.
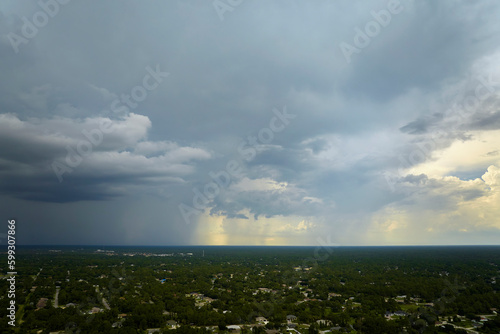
[95,286,111,310]
[16,268,43,331]
[449,324,479,334]
[102,298,111,310]
[53,286,60,308]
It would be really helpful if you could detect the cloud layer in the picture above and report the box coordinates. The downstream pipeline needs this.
[1,0,500,245]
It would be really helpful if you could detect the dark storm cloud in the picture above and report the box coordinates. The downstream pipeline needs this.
[1,0,500,245]
[339,1,499,101]
[469,110,500,130]
[0,113,210,202]
[399,113,444,134]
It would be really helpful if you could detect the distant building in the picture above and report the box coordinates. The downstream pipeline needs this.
[147,329,161,334]
[112,318,124,328]
[317,320,332,326]
[385,311,408,319]
[167,320,178,328]
[265,330,280,334]
[36,298,48,309]
[328,293,342,298]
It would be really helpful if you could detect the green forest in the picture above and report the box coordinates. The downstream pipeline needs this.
[1,246,499,334]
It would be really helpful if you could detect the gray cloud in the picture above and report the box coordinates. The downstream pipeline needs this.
[1,0,500,245]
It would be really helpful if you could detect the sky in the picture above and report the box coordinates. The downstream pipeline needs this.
[1,0,500,246]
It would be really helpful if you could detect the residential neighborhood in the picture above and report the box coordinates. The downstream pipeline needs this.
[1,246,499,333]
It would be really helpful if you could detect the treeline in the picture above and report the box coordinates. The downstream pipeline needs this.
[2,246,499,333]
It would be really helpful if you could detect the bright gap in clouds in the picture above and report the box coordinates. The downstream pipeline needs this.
[407,130,500,179]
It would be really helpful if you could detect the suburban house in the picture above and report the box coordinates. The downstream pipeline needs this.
[146,329,160,334]
[316,319,332,326]
[227,325,241,332]
[36,298,48,309]
[167,320,178,329]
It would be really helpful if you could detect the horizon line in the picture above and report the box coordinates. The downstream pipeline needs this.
[13,244,500,247]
